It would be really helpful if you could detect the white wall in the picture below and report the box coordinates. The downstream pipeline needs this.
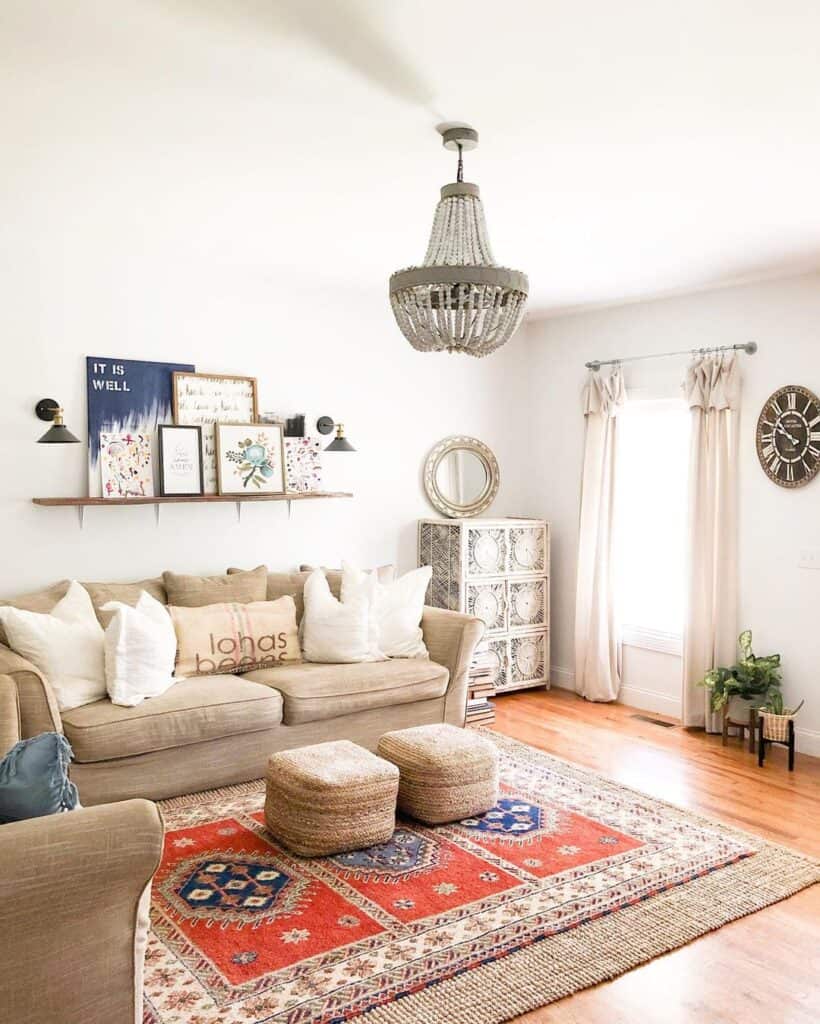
[523,272,820,755]
[0,3,530,594]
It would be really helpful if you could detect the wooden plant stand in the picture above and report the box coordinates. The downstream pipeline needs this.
[757,716,795,771]
[722,705,757,754]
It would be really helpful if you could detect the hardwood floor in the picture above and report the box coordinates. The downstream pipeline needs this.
[491,688,820,1024]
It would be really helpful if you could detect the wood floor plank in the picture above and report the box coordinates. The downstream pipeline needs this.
[491,688,820,1024]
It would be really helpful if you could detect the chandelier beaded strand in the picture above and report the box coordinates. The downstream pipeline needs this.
[389,124,529,357]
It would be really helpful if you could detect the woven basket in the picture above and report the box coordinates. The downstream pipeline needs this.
[758,711,792,742]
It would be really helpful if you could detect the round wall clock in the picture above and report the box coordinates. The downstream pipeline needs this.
[756,385,820,488]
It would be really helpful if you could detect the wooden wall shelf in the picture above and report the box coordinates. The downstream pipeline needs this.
[32,492,352,527]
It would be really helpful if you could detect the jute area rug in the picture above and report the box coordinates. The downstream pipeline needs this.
[144,732,819,1024]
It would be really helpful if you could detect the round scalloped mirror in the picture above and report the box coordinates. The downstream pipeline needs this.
[423,436,500,518]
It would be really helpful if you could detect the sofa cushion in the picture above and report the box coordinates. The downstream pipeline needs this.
[228,568,315,622]
[164,566,268,608]
[61,676,283,762]
[169,597,301,677]
[0,580,70,647]
[243,660,449,725]
[81,577,167,629]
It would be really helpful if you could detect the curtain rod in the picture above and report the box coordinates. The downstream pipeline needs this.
[585,341,757,371]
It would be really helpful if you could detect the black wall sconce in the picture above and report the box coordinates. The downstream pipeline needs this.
[36,399,81,444]
[316,416,356,452]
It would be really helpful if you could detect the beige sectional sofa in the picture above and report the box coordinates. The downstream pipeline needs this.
[0,569,484,806]
[0,675,163,1024]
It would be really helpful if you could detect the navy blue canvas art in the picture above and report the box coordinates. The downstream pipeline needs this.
[86,357,195,495]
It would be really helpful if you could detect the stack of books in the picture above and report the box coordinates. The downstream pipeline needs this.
[466,640,497,728]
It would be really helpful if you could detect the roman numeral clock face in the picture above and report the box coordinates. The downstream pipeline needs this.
[756,385,820,488]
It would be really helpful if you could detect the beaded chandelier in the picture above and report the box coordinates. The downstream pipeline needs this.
[390,124,528,358]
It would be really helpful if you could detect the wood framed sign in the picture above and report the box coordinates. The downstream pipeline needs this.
[158,424,204,497]
[172,372,258,494]
[215,422,285,496]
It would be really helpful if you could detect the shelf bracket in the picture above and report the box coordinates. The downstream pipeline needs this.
[236,501,242,524]
[78,506,84,530]
[154,503,160,527]
[287,499,292,520]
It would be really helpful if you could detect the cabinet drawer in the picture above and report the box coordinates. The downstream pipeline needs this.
[466,526,507,577]
[484,637,508,689]
[507,577,548,629]
[465,579,507,634]
[505,630,549,689]
[508,524,548,575]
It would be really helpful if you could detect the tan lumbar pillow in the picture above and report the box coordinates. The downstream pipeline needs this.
[168,596,300,677]
[163,565,268,607]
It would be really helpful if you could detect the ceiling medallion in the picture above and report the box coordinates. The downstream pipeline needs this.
[389,124,529,358]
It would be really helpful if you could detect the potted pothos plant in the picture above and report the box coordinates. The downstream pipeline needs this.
[756,692,804,742]
[698,630,782,724]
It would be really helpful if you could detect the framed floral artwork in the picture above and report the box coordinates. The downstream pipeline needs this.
[158,425,204,497]
[99,431,154,499]
[215,423,285,496]
[285,437,322,493]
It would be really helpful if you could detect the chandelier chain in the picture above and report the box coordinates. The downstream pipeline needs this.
[457,143,464,183]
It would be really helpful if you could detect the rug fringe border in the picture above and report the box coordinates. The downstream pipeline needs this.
[357,841,818,1024]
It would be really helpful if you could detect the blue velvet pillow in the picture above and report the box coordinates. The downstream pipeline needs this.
[0,732,79,824]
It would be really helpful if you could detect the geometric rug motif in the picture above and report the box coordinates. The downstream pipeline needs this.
[144,731,819,1024]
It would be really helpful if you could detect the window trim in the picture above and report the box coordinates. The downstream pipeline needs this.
[620,624,682,657]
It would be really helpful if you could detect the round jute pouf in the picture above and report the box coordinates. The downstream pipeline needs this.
[264,740,399,857]
[377,723,499,825]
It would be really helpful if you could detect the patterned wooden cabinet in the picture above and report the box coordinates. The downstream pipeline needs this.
[419,517,550,692]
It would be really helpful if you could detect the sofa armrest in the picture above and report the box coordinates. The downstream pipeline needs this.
[0,643,62,737]
[0,673,21,757]
[0,799,164,1024]
[422,606,485,727]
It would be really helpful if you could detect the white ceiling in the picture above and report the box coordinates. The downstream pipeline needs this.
[8,0,820,318]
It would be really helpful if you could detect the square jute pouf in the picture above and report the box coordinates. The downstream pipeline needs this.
[377,723,499,825]
[264,740,399,857]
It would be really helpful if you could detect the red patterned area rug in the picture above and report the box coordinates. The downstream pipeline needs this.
[144,733,818,1024]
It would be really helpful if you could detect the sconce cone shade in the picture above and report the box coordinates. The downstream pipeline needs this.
[325,424,355,452]
[38,424,81,444]
[35,400,81,444]
[390,181,529,357]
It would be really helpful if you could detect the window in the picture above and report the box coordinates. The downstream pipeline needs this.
[613,397,689,652]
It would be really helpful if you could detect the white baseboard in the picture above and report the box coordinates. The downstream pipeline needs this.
[549,665,818,759]
[549,666,575,691]
[795,727,820,758]
[617,684,682,720]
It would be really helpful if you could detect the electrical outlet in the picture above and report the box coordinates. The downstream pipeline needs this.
[798,549,820,570]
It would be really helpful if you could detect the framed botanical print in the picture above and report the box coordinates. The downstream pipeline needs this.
[158,425,204,496]
[215,423,285,496]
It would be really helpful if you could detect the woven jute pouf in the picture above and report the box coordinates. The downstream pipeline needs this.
[377,723,499,825]
[265,740,399,857]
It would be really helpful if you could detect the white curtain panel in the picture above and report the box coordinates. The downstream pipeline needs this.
[682,354,740,731]
[574,368,625,702]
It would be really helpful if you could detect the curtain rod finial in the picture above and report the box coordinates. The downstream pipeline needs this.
[585,360,601,371]
[744,341,758,355]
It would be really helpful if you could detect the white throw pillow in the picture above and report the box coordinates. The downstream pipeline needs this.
[0,581,106,711]
[301,569,385,663]
[342,562,432,659]
[102,592,178,707]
